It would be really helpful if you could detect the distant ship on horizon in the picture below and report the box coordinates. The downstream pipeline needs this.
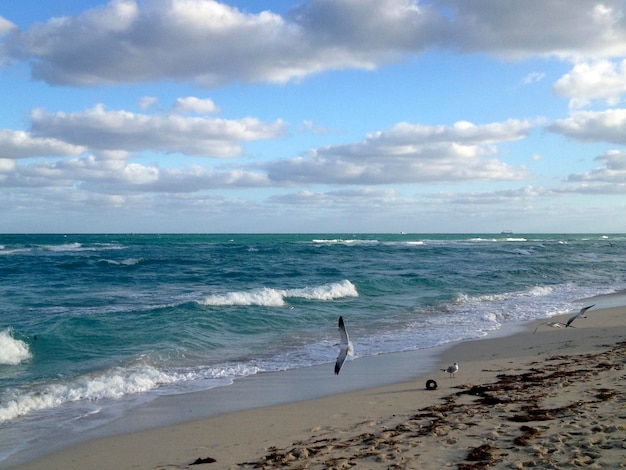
[500,230,513,234]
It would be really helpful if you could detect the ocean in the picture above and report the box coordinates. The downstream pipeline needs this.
[1,233,625,465]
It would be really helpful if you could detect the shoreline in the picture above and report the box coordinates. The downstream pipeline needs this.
[7,305,626,469]
[2,312,527,467]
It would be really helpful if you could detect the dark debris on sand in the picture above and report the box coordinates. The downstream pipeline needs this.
[190,456,217,465]
[236,341,626,469]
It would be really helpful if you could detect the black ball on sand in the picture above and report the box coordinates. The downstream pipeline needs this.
[426,379,438,390]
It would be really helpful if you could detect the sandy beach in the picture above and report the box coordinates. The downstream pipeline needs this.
[10,305,626,470]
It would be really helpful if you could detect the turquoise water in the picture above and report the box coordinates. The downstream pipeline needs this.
[1,233,625,464]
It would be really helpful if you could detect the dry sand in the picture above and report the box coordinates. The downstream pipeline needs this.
[11,306,626,470]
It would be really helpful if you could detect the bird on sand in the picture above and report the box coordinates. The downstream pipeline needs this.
[565,304,595,328]
[441,362,458,377]
[334,316,354,375]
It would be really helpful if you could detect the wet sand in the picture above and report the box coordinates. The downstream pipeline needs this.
[10,306,626,469]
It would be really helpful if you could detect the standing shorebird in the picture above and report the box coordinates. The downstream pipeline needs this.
[334,316,354,375]
[441,362,459,377]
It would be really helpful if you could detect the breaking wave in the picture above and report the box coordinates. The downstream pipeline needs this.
[197,280,358,307]
[0,329,32,366]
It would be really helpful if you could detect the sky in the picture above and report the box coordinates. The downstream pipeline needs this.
[1,0,626,234]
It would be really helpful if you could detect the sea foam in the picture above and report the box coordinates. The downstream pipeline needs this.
[0,365,180,424]
[198,280,358,307]
[99,258,142,266]
[0,361,266,424]
[0,329,32,366]
[39,242,125,253]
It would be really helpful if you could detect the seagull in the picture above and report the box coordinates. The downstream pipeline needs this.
[565,304,595,328]
[334,316,354,375]
[441,362,458,377]
[533,321,568,334]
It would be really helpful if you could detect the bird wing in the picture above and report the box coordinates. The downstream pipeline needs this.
[335,348,347,374]
[580,304,594,315]
[335,316,351,374]
[338,316,349,344]
[566,304,595,327]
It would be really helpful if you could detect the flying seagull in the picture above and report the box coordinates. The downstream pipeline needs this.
[565,304,595,328]
[441,362,458,377]
[334,316,354,375]
[533,321,568,334]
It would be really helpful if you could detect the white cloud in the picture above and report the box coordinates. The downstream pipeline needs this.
[93,150,132,160]
[440,0,626,60]
[0,15,16,64]
[566,150,626,184]
[172,97,220,114]
[521,71,545,85]
[299,120,340,135]
[548,109,626,144]
[0,158,16,172]
[1,116,534,198]
[2,154,270,193]
[0,129,86,159]
[0,15,16,35]
[5,0,626,87]
[30,104,286,157]
[269,187,398,205]
[150,166,270,192]
[265,119,533,184]
[436,186,547,205]
[554,60,626,108]
[9,0,303,86]
[139,96,158,110]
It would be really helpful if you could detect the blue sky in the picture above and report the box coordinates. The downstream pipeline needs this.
[1,0,626,233]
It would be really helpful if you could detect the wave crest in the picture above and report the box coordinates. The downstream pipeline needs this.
[198,280,358,307]
[0,361,267,424]
[199,288,286,307]
[0,365,179,424]
[286,279,358,300]
[0,329,32,366]
[99,258,143,266]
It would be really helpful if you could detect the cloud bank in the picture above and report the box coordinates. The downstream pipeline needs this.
[2,1,626,232]
[549,109,626,145]
[29,104,286,157]
[0,106,537,192]
[266,119,533,184]
[4,0,626,87]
